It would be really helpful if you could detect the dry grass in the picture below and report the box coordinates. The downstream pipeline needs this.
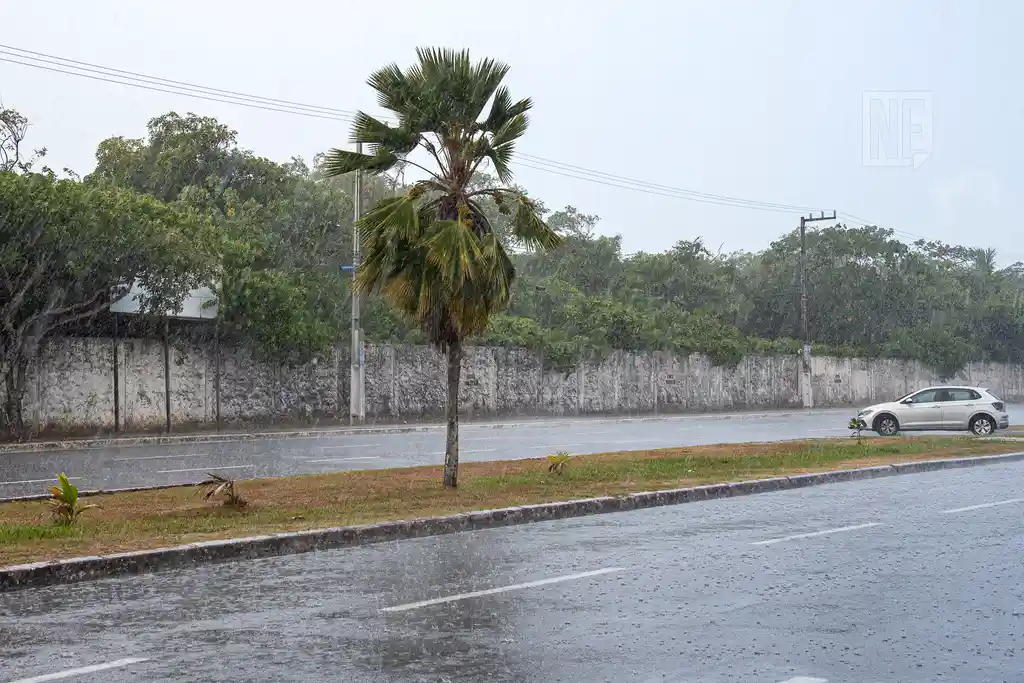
[1,436,1019,566]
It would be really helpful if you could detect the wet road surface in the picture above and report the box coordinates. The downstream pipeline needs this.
[2,461,1023,682]
[1,406,1019,499]
[0,408,881,498]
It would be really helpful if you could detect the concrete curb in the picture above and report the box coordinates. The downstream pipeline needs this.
[0,408,849,455]
[3,450,1022,593]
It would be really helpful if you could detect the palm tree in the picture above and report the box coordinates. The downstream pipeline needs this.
[322,48,561,488]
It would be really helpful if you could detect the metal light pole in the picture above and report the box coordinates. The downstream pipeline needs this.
[350,142,365,424]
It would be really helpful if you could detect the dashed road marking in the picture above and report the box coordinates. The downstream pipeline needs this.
[752,522,884,546]
[381,567,626,613]
[111,453,208,462]
[941,498,1023,514]
[8,657,150,683]
[307,456,381,463]
[156,465,251,474]
[779,677,828,683]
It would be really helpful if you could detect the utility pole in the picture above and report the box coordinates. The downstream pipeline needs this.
[350,142,365,424]
[798,210,837,409]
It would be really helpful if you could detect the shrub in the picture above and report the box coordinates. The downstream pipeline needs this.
[848,417,868,444]
[47,473,95,525]
[547,451,572,475]
[200,473,247,508]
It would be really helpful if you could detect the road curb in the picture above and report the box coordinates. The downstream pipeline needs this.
[0,408,847,455]
[3,450,1022,592]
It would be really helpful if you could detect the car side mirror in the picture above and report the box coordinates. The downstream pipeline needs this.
[901,399,913,405]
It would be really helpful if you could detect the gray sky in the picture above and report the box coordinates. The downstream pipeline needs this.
[2,0,1019,262]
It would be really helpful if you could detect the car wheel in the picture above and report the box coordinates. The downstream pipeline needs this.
[875,414,899,436]
[970,414,995,436]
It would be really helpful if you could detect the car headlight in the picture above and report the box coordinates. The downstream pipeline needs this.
[858,409,873,417]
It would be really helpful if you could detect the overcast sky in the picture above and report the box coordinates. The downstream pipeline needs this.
[2,0,1019,262]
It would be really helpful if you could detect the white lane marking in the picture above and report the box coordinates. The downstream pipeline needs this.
[752,522,884,546]
[941,498,1024,514]
[307,456,381,463]
[0,477,81,486]
[780,677,828,683]
[381,567,626,613]
[156,465,251,474]
[461,448,497,454]
[315,443,377,449]
[599,438,666,444]
[462,430,614,440]
[9,658,150,683]
[111,453,208,462]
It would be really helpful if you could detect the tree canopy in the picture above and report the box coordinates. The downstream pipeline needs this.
[90,112,356,363]
[0,170,219,437]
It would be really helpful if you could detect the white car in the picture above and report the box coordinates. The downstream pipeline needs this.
[856,385,1010,436]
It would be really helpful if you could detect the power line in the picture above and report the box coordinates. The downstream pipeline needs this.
[0,44,360,118]
[0,44,831,216]
[837,212,929,243]
[516,153,821,212]
[0,54,359,124]
[513,161,800,213]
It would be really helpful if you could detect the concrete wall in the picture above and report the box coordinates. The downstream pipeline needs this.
[10,337,1024,435]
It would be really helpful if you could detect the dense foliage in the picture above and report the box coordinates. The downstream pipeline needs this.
[0,169,219,437]
[370,194,1024,378]
[89,112,357,364]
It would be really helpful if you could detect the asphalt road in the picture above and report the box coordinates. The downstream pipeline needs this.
[0,406,1020,499]
[2,461,1023,682]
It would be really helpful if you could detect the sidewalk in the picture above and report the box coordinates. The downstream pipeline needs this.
[0,406,850,455]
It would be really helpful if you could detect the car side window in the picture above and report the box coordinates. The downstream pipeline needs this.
[948,389,978,401]
[909,390,939,403]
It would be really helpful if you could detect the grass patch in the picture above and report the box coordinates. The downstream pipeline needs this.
[1,436,1019,566]
[0,523,81,544]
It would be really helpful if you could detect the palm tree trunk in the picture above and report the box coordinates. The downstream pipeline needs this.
[443,340,462,488]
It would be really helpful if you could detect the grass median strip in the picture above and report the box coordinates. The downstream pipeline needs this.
[1,436,1020,567]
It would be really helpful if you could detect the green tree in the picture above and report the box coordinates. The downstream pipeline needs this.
[1,106,46,173]
[0,171,219,438]
[322,47,562,488]
[90,112,353,363]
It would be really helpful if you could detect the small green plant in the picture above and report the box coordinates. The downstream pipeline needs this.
[848,417,868,444]
[200,473,247,508]
[547,451,572,475]
[47,473,95,525]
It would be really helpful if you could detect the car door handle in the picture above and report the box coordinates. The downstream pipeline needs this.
[964,403,974,407]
